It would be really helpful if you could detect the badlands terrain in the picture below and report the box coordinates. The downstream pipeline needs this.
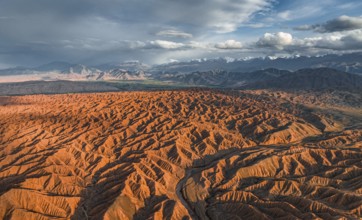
[0,89,361,219]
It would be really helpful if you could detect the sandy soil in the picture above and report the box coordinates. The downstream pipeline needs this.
[0,90,361,219]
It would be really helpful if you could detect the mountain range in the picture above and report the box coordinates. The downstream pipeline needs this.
[1,52,362,78]
[0,61,149,81]
[152,52,362,75]
[1,52,362,94]
[163,68,362,90]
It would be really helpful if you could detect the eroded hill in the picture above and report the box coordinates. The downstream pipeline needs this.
[0,90,361,219]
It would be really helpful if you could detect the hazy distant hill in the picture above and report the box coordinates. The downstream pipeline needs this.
[151,53,362,75]
[159,68,289,87]
[1,53,362,93]
[0,61,149,81]
[1,68,361,95]
[161,67,362,91]
[245,68,362,91]
[1,53,362,80]
[94,61,150,72]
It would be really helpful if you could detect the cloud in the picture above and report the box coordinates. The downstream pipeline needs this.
[156,30,193,38]
[277,11,291,20]
[263,1,332,24]
[340,30,362,48]
[0,0,275,66]
[303,30,362,50]
[215,40,243,49]
[134,0,273,33]
[256,32,293,50]
[295,15,362,33]
[204,0,273,33]
[257,30,362,54]
[148,40,186,49]
[294,25,312,31]
[1,0,362,67]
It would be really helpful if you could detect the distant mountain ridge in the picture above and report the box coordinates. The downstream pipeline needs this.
[1,67,361,96]
[0,61,149,81]
[0,53,362,92]
[160,67,362,91]
[158,68,290,87]
[245,68,362,91]
[151,52,362,75]
[1,52,362,77]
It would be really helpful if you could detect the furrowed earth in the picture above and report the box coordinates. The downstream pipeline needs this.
[0,90,361,219]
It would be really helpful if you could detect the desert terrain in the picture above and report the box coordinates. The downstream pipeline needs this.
[0,90,361,219]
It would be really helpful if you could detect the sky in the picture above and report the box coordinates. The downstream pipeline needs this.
[0,0,362,68]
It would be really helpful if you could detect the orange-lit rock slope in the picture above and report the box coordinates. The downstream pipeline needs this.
[0,90,361,219]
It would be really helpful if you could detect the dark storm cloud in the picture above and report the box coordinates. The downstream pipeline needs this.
[295,15,362,33]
